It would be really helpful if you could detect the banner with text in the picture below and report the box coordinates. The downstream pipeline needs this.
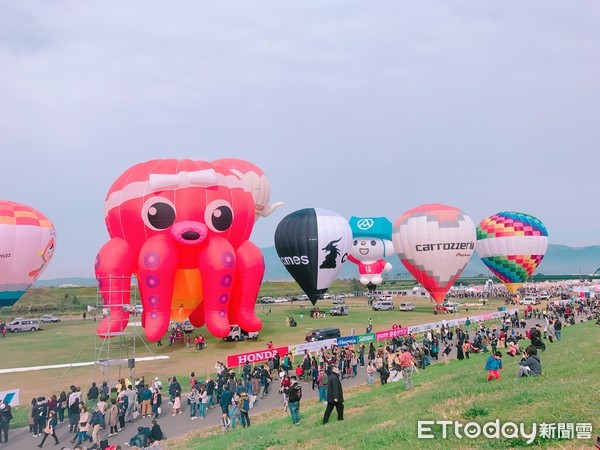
[290,339,337,356]
[226,346,289,368]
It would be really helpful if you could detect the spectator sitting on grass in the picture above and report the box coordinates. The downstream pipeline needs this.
[516,345,542,378]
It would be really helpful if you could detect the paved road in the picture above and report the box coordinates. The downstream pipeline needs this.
[3,316,550,449]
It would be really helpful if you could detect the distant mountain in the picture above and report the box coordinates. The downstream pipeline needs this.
[34,277,98,287]
[262,243,600,281]
[36,244,600,287]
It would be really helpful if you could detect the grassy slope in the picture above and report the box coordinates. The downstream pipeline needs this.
[169,322,599,450]
[0,296,513,428]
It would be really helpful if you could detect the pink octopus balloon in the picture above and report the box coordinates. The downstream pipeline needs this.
[95,159,265,341]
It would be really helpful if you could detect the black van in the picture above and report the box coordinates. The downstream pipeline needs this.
[305,327,341,342]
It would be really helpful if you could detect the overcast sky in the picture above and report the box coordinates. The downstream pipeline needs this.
[1,1,599,279]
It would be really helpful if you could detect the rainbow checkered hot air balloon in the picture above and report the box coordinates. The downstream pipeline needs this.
[476,211,548,293]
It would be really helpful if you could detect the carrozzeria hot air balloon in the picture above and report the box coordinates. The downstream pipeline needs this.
[274,208,352,305]
[96,158,272,341]
[476,211,548,293]
[0,201,56,307]
[393,204,476,303]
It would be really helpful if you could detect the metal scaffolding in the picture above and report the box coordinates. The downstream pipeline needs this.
[94,275,140,383]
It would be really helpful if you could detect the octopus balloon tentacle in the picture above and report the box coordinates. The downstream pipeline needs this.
[229,240,264,331]
[196,237,237,338]
[137,235,178,341]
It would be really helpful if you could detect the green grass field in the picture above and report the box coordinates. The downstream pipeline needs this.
[168,321,600,450]
[0,288,510,429]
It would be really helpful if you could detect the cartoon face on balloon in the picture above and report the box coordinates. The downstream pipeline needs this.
[95,159,266,341]
[348,217,395,286]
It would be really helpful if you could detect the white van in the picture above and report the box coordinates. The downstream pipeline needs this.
[521,296,541,305]
[398,302,415,311]
[330,305,349,316]
[372,300,394,311]
[7,318,40,332]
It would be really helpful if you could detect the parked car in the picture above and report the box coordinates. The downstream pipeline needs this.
[372,300,395,311]
[329,305,349,316]
[442,301,459,312]
[320,293,333,300]
[520,296,541,305]
[398,302,415,311]
[224,325,259,341]
[172,320,195,333]
[305,327,341,342]
[259,297,274,304]
[332,297,346,304]
[7,318,40,332]
[39,315,61,323]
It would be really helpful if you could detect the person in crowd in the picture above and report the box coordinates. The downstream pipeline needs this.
[399,346,416,390]
[229,393,242,429]
[124,385,136,423]
[117,393,127,431]
[149,419,163,443]
[87,382,99,406]
[239,389,251,428]
[219,385,233,417]
[57,391,68,423]
[529,324,546,352]
[106,398,119,437]
[485,351,503,381]
[172,390,182,416]
[140,384,153,418]
[126,426,149,448]
[152,386,162,420]
[322,366,344,424]
[37,410,59,447]
[73,404,92,445]
[285,375,302,425]
[89,404,104,447]
[33,396,49,438]
[366,361,376,386]
[198,384,208,419]
[0,401,13,445]
[188,384,199,420]
[317,369,328,401]
[516,345,543,378]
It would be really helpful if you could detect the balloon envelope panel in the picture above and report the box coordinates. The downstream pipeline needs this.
[476,211,548,291]
[275,208,351,305]
[0,201,56,307]
[393,204,475,303]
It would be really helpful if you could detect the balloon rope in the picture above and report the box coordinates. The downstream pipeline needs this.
[50,329,96,396]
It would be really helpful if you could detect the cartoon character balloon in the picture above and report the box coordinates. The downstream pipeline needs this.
[393,204,476,303]
[476,211,548,293]
[212,159,283,223]
[348,216,395,285]
[0,201,56,307]
[274,208,352,305]
[96,159,269,341]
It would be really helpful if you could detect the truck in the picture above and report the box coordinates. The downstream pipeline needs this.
[224,324,259,341]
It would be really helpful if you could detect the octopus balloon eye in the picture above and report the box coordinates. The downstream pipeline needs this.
[353,240,358,246]
[205,200,233,232]
[371,240,377,246]
[142,197,176,231]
